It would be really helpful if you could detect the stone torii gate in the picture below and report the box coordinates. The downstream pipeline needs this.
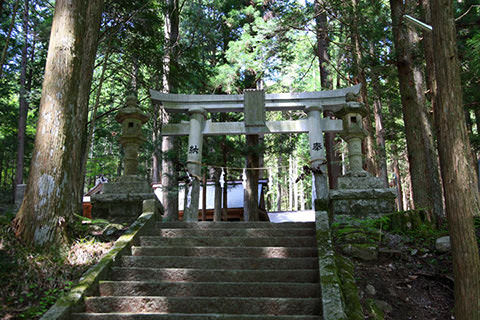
[150,85,362,221]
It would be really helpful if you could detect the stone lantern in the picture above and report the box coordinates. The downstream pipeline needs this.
[115,95,149,176]
[91,95,156,223]
[335,92,368,175]
[330,93,396,219]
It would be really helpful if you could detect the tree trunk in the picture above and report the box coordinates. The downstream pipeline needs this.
[15,0,29,188]
[390,0,443,222]
[213,168,222,221]
[161,0,180,220]
[430,0,480,318]
[276,155,283,211]
[391,145,404,211]
[315,1,341,189]
[13,0,104,247]
[369,42,389,187]
[293,155,298,211]
[202,172,207,221]
[244,135,259,221]
[350,0,378,176]
[288,155,293,211]
[420,0,437,120]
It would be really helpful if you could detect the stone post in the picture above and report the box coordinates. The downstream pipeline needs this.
[115,95,149,176]
[335,93,368,176]
[306,105,329,206]
[184,106,207,221]
[14,184,26,208]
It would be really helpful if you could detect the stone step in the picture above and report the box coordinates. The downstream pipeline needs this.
[139,236,316,247]
[120,256,318,270]
[99,281,320,298]
[145,228,315,238]
[153,222,315,229]
[111,267,319,283]
[73,313,321,320]
[84,296,321,315]
[132,246,318,258]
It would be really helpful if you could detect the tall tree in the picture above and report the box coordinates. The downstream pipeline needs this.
[315,0,341,189]
[13,0,104,247]
[430,0,480,318]
[389,0,443,223]
[350,0,378,176]
[15,0,30,187]
[161,0,180,221]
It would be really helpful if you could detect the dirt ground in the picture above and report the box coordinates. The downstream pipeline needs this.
[353,234,455,320]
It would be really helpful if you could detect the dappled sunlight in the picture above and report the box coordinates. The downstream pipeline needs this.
[261,246,290,258]
[66,239,113,266]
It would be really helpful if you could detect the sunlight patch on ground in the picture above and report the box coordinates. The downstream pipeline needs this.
[268,210,315,223]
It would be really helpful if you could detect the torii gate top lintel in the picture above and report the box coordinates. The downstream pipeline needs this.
[149,84,361,114]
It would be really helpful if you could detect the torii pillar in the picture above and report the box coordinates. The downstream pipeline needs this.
[306,106,329,210]
[183,106,207,221]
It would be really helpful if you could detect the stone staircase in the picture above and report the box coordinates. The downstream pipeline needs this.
[73,221,321,319]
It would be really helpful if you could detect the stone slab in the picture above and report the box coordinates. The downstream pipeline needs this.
[329,188,397,200]
[139,236,316,247]
[98,281,320,298]
[337,176,386,189]
[148,227,315,237]
[331,198,396,217]
[131,246,318,258]
[85,296,321,315]
[120,256,318,270]
[73,313,322,320]
[102,175,152,194]
[110,267,319,283]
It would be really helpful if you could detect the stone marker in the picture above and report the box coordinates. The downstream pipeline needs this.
[435,236,451,253]
[14,184,26,208]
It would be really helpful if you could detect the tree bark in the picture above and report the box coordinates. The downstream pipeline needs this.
[430,0,480,318]
[373,97,388,186]
[15,0,29,187]
[390,0,443,222]
[213,167,222,221]
[161,0,180,220]
[14,0,104,247]
[391,145,404,211]
[350,0,378,176]
[244,135,259,221]
[315,1,341,189]
[276,155,283,211]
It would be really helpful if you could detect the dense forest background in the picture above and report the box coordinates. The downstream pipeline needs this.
[0,1,480,318]
[0,0,479,214]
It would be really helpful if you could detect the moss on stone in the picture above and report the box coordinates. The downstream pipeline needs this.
[335,254,364,320]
